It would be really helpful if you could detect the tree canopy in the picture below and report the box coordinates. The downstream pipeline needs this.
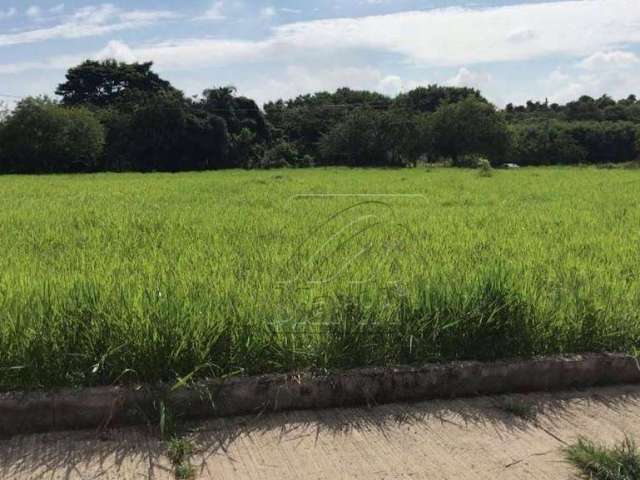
[56,60,175,107]
[1,59,639,174]
[0,97,104,173]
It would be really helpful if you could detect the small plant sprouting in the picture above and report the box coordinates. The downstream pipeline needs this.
[168,437,196,480]
[496,398,537,421]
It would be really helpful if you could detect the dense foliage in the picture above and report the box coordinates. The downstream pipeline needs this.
[0,60,639,173]
[0,97,105,173]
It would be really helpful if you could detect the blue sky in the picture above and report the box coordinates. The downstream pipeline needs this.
[1,0,640,107]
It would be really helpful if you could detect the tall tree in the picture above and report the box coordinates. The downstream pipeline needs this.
[56,60,174,107]
[319,108,416,167]
[201,86,270,142]
[431,97,509,164]
[264,87,391,158]
[393,85,486,113]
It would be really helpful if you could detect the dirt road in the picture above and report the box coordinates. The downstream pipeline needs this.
[2,384,640,479]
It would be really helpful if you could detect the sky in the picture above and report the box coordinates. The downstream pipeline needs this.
[1,0,640,108]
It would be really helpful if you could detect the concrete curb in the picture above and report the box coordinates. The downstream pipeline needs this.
[2,353,639,437]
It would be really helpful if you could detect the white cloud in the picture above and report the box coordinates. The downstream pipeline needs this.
[446,67,491,89]
[260,6,276,19]
[26,5,41,18]
[267,0,640,66]
[49,4,65,14]
[240,65,386,105]
[119,10,180,23]
[133,38,266,69]
[5,0,640,70]
[6,0,640,67]
[96,40,138,63]
[65,0,640,70]
[547,50,640,103]
[377,75,403,96]
[578,50,640,70]
[198,1,225,20]
[0,4,180,47]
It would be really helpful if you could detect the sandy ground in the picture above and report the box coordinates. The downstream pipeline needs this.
[2,384,640,480]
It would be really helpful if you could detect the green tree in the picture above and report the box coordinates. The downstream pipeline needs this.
[319,108,413,167]
[393,85,486,114]
[564,95,602,121]
[0,97,104,173]
[508,121,587,165]
[56,60,174,107]
[201,86,270,141]
[100,91,231,172]
[264,87,392,160]
[232,128,263,169]
[430,98,509,164]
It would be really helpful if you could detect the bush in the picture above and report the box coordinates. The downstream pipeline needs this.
[261,141,296,168]
[477,157,493,176]
[0,97,105,173]
[452,153,487,168]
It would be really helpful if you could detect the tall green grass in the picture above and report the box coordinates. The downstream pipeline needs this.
[1,167,639,390]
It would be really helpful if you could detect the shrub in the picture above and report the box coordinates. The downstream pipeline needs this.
[452,153,487,168]
[261,141,300,168]
[0,97,105,173]
[477,157,493,176]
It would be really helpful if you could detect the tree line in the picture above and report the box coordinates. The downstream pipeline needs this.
[0,60,639,174]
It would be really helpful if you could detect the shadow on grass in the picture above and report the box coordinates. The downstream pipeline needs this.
[2,384,640,479]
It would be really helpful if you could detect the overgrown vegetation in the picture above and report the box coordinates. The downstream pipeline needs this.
[0,60,639,174]
[566,436,640,480]
[0,168,639,390]
[167,437,196,480]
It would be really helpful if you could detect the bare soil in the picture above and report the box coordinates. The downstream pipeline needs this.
[2,385,640,479]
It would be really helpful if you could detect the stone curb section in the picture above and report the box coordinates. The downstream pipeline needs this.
[2,353,639,437]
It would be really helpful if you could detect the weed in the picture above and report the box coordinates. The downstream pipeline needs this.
[167,437,195,480]
[566,436,640,480]
[495,398,537,421]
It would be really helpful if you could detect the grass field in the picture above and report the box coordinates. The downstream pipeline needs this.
[1,167,640,390]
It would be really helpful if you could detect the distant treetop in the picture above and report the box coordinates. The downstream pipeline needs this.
[56,59,175,107]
